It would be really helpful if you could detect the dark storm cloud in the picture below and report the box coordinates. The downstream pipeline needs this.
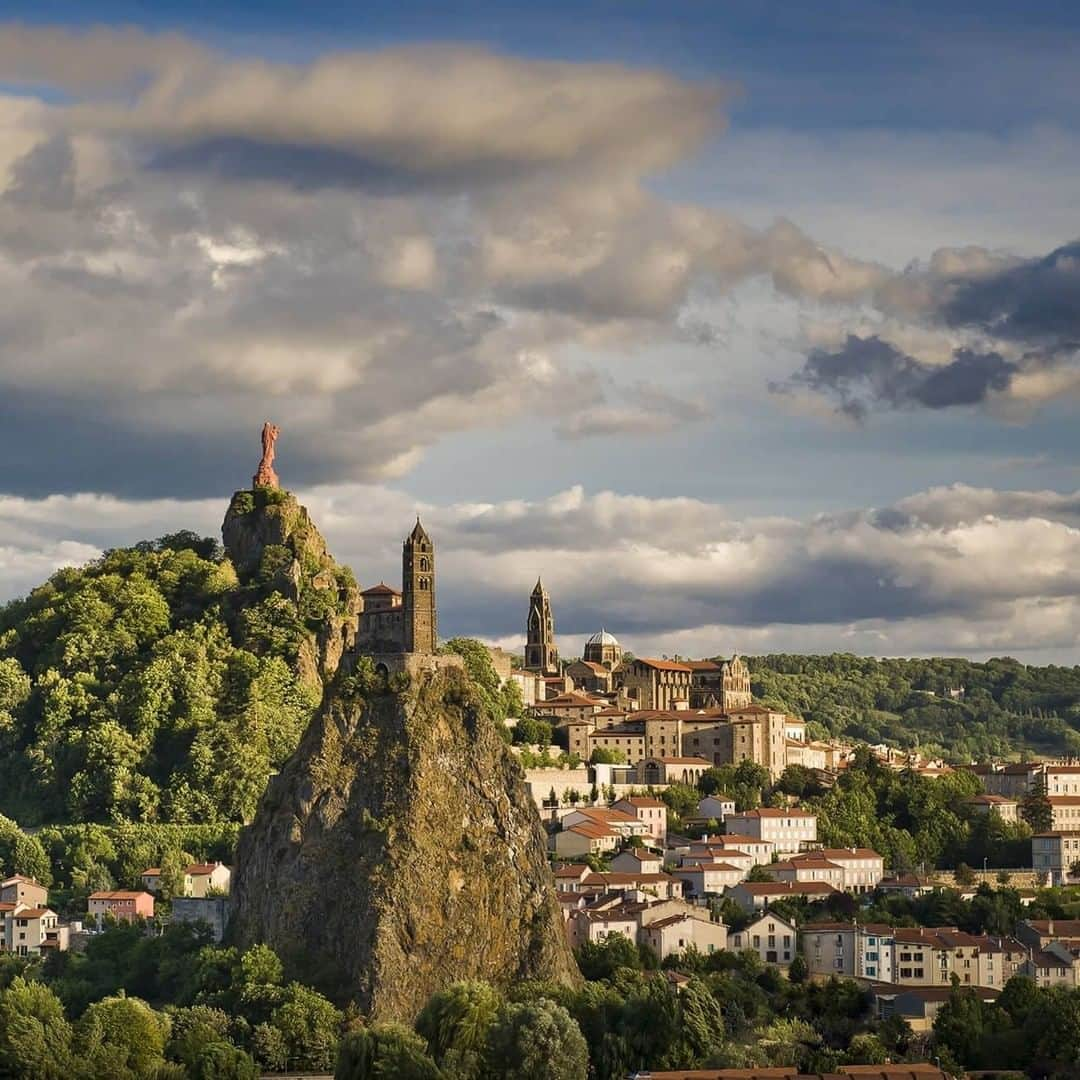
[941,240,1080,342]
[772,335,1017,419]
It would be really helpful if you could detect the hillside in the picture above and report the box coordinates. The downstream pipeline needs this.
[0,486,359,827]
[747,653,1080,761]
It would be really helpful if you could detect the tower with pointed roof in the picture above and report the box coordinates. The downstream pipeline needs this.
[524,578,559,675]
[403,518,436,654]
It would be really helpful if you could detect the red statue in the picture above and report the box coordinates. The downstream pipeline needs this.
[253,421,280,488]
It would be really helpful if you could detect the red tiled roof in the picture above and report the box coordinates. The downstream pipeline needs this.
[13,908,52,919]
[361,582,401,596]
[186,863,223,876]
[634,657,694,673]
[89,890,152,900]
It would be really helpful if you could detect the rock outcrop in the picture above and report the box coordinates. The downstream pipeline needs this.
[221,488,361,688]
[229,665,579,1018]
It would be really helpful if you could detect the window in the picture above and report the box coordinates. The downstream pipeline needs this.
[915,968,925,978]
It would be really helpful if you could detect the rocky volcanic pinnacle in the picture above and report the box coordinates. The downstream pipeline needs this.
[228,633,579,1020]
[222,487,361,691]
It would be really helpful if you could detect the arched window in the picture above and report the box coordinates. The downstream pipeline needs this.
[419,557,429,571]
[419,577,429,591]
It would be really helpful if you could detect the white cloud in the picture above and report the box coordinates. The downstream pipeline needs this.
[3,481,1078,665]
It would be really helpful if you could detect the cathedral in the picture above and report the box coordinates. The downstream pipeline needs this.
[522,579,752,709]
[356,518,437,655]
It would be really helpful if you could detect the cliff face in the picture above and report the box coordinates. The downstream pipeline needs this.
[221,488,361,688]
[229,666,579,1019]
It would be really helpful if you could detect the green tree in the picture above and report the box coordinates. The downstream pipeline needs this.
[335,1023,442,1080]
[485,999,587,1080]
[576,934,641,982]
[0,976,73,1080]
[416,980,500,1078]
[1020,773,1054,835]
[76,993,169,1078]
[269,982,341,1071]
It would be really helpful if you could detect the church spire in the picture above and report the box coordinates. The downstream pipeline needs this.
[524,577,558,676]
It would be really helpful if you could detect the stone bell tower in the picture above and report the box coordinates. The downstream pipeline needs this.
[524,577,559,676]
[403,518,436,654]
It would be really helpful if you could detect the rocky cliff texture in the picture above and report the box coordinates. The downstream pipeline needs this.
[229,666,579,1018]
[221,488,361,688]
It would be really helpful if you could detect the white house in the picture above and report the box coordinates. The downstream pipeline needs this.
[723,808,817,855]
[612,797,668,843]
[730,912,798,967]
[672,862,746,897]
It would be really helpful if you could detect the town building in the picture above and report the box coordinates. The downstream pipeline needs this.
[0,876,48,908]
[2,906,67,956]
[610,849,665,875]
[186,862,231,897]
[1049,797,1080,832]
[618,658,693,711]
[964,794,1020,822]
[1032,831,1080,885]
[781,846,881,889]
[1018,918,1080,949]
[637,756,711,787]
[695,796,736,823]
[723,808,817,855]
[725,880,839,911]
[672,863,747,897]
[729,912,798,967]
[611,797,667,843]
[88,890,155,923]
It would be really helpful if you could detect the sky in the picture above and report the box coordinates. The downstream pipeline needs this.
[0,2,1079,664]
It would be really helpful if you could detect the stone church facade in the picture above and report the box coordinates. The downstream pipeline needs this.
[355,518,443,664]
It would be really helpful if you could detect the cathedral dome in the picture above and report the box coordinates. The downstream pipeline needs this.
[583,629,622,670]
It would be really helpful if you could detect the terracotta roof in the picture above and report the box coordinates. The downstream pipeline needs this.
[361,582,401,596]
[807,847,883,861]
[734,881,838,896]
[683,660,722,672]
[656,756,711,765]
[633,657,694,673]
[141,868,161,876]
[565,823,618,840]
[964,794,1017,805]
[1,875,42,887]
[1024,919,1080,936]
[553,864,590,878]
[186,863,224,876]
[583,872,675,886]
[89,890,152,900]
[729,808,816,819]
[676,862,745,874]
[537,692,604,708]
[1048,796,1080,805]
[616,797,665,808]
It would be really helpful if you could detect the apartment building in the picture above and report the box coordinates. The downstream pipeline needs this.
[730,912,798,967]
[1032,832,1080,885]
[723,808,817,854]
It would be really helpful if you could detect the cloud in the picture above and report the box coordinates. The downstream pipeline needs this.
[4,481,1079,663]
[773,335,1018,419]
[0,25,905,497]
[778,237,1080,418]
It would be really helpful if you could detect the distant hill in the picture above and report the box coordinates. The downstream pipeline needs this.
[746,652,1080,761]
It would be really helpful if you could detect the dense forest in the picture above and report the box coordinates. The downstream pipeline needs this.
[747,652,1080,761]
[0,532,322,827]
